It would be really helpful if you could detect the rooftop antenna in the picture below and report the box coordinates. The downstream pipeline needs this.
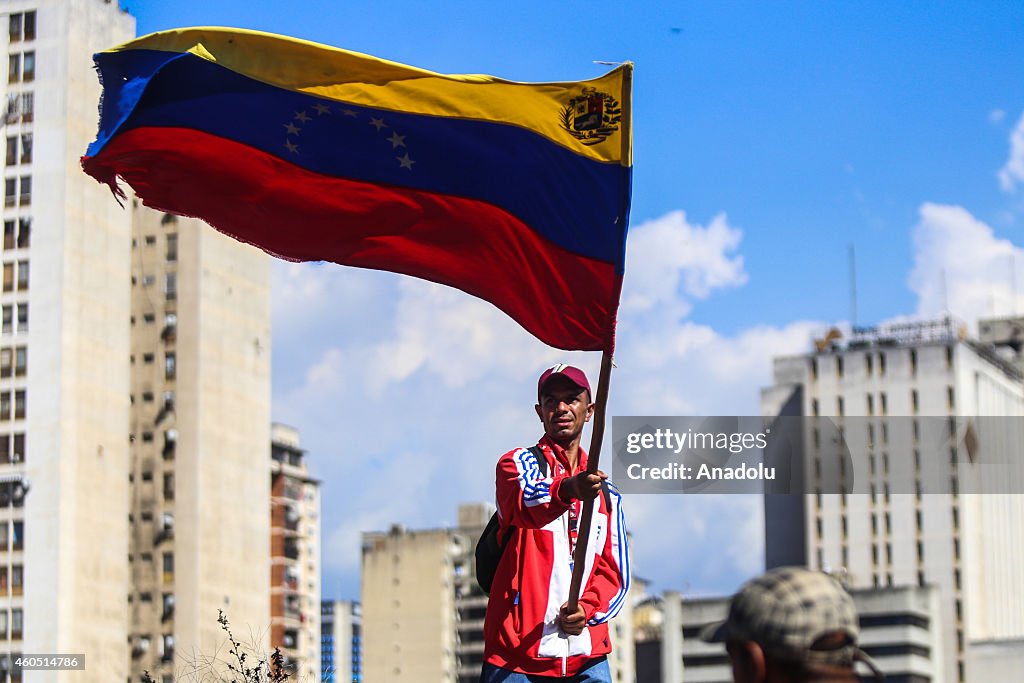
[941,268,949,315]
[848,243,857,329]
[1010,253,1018,316]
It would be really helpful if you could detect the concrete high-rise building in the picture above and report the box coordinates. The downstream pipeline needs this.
[0,1,134,681]
[322,599,362,683]
[761,317,1024,683]
[361,503,635,683]
[270,423,321,681]
[128,201,271,681]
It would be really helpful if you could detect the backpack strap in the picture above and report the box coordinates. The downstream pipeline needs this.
[528,445,547,478]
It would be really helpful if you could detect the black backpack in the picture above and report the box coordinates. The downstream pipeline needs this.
[474,446,610,595]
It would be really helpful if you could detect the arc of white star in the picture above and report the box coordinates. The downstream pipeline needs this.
[283,122,301,135]
[342,109,359,118]
[313,103,331,115]
[387,132,406,148]
[396,153,415,170]
[294,111,311,123]
[285,140,299,154]
[369,117,387,131]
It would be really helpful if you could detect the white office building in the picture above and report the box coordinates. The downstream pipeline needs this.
[761,317,1024,683]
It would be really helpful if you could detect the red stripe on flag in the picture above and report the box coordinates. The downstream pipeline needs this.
[84,127,620,351]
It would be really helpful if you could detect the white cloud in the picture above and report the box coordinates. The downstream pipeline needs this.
[620,210,747,317]
[989,108,1006,124]
[909,202,1024,323]
[998,110,1024,192]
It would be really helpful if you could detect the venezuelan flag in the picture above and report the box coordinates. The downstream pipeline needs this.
[82,28,632,351]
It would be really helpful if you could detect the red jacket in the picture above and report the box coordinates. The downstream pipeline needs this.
[483,435,630,677]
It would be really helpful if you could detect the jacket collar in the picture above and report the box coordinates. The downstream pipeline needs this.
[539,434,588,474]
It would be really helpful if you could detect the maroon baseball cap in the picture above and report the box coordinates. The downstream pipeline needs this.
[537,363,591,399]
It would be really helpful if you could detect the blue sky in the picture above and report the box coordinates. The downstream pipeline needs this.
[121,1,1024,600]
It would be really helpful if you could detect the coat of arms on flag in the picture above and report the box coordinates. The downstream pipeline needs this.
[561,87,622,145]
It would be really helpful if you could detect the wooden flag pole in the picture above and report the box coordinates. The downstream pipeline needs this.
[565,61,630,614]
[566,348,614,612]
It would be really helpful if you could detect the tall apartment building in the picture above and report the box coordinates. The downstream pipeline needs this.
[0,1,135,680]
[361,503,635,683]
[761,317,1024,683]
[270,423,321,681]
[322,600,362,683]
[128,204,271,681]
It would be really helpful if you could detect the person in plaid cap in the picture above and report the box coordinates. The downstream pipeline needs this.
[702,566,883,682]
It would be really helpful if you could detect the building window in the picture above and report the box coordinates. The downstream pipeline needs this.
[880,392,887,416]
[16,218,29,248]
[10,565,21,596]
[3,179,13,208]
[879,352,886,376]
[20,92,32,123]
[865,353,873,375]
[2,306,11,334]
[166,234,178,262]
[866,394,874,416]
[836,356,844,378]
[165,272,177,301]
[162,552,174,584]
[21,53,33,83]
[0,522,7,550]
[1,263,10,292]
[5,138,15,166]
[8,12,36,42]
[837,397,844,417]
[12,521,22,551]
[0,392,11,420]
[947,386,955,410]
[164,353,176,379]
[16,304,27,333]
[16,261,27,291]
[2,222,12,249]
[163,472,174,501]
[7,55,19,84]
[946,345,954,369]
[10,608,21,640]
[13,390,24,419]
[12,433,24,463]
[910,349,917,376]
[0,349,10,378]
[161,634,174,662]
[18,176,29,206]
[911,390,919,414]
[19,134,30,164]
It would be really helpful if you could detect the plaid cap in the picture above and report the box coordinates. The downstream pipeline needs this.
[702,567,883,679]
[537,363,591,400]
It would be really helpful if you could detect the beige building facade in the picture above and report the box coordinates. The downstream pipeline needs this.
[0,1,135,681]
[270,423,321,682]
[361,502,635,683]
[128,203,272,681]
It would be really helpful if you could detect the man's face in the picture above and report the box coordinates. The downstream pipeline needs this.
[535,375,594,446]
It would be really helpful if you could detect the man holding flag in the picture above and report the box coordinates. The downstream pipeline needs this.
[82,26,634,680]
[483,363,629,682]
